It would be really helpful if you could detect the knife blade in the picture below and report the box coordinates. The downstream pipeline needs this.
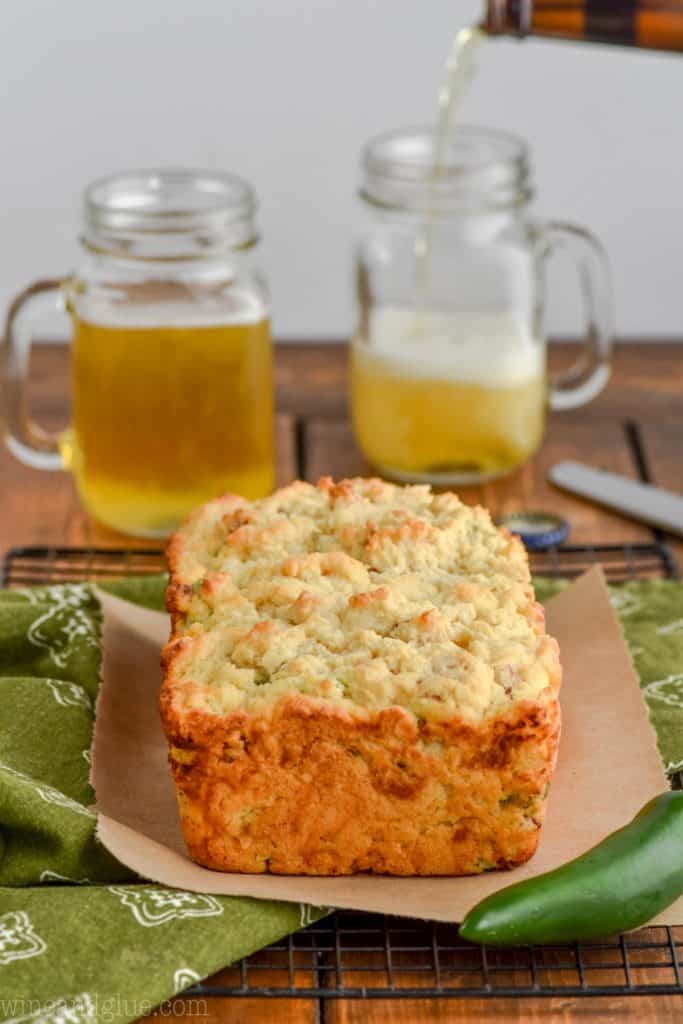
[548,461,683,537]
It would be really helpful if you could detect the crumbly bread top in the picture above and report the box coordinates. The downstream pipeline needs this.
[165,477,560,724]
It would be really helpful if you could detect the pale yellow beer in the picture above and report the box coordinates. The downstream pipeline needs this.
[351,310,546,483]
[61,311,274,537]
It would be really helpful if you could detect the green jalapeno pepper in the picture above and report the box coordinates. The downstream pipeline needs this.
[459,791,683,946]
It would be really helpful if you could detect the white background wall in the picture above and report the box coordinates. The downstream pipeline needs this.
[1,0,681,339]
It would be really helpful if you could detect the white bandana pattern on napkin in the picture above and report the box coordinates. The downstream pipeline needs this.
[0,763,94,820]
[0,911,47,966]
[644,673,683,709]
[19,585,99,671]
[173,967,201,993]
[43,679,92,711]
[657,618,683,637]
[299,904,334,928]
[608,589,643,618]
[109,887,224,927]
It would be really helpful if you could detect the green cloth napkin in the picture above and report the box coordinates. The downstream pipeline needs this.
[0,578,329,1021]
[0,572,681,1020]
[533,577,683,776]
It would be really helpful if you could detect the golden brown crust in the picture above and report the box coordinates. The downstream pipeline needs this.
[161,477,562,876]
[160,692,560,875]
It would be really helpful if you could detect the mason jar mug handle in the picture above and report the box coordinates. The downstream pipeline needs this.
[534,222,613,410]
[4,278,69,470]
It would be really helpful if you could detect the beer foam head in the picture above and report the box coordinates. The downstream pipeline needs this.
[360,308,544,387]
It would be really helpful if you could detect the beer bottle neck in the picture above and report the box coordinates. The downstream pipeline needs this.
[485,1,683,52]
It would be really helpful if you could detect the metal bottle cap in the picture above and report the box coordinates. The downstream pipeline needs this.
[498,511,570,551]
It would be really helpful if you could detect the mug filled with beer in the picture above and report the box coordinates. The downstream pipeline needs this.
[352,126,614,484]
[4,169,274,536]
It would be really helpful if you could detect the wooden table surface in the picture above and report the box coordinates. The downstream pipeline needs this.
[1,340,682,1022]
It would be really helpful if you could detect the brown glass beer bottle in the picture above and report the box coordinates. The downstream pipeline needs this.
[486,1,683,51]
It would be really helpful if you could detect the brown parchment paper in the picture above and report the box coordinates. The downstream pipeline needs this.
[92,567,683,924]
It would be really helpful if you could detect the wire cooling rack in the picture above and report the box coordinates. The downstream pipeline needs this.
[2,541,682,1002]
[2,540,678,588]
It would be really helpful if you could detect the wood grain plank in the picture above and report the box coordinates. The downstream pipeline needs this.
[326,927,683,1024]
[547,343,683,420]
[325,926,683,1023]
[637,418,683,573]
[459,413,649,544]
[304,413,649,544]
[328,994,683,1023]
[0,447,74,551]
[275,340,349,418]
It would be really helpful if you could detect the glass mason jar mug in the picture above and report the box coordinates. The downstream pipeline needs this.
[5,169,274,537]
[351,127,613,484]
